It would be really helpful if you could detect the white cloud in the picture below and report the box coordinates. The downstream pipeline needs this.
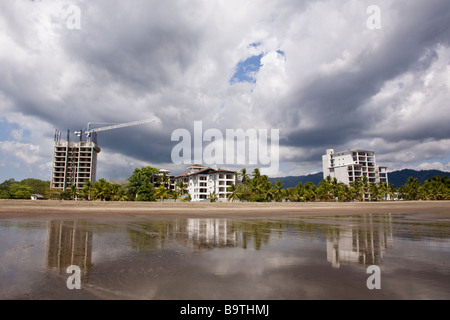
[416,162,450,172]
[0,141,43,166]
[10,129,23,141]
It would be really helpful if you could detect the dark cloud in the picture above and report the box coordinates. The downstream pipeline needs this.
[282,0,450,151]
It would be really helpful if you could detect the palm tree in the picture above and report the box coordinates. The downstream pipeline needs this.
[69,185,78,201]
[227,183,239,202]
[317,176,333,201]
[264,187,276,202]
[236,183,251,201]
[111,184,126,201]
[369,182,379,201]
[208,192,218,202]
[252,168,262,185]
[292,182,306,202]
[79,180,92,200]
[350,179,363,201]
[155,184,169,201]
[248,178,262,196]
[361,176,369,201]
[337,184,354,202]
[378,182,389,201]
[91,179,112,201]
[387,183,397,200]
[404,177,421,200]
[422,176,448,200]
[274,180,284,202]
[175,180,186,202]
[304,182,317,202]
[240,168,250,185]
[330,177,344,201]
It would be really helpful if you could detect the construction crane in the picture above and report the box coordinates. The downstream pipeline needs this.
[52,118,156,191]
[75,118,156,142]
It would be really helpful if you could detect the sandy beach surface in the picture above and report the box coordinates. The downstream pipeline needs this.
[1,199,449,220]
[1,199,449,301]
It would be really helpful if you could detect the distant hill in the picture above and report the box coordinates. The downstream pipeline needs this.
[269,169,450,189]
[269,172,323,188]
[386,169,450,188]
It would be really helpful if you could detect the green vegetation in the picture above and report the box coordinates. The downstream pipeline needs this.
[228,168,449,202]
[0,178,50,199]
[398,176,450,200]
[0,167,448,201]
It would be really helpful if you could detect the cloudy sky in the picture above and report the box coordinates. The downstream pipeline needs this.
[0,0,449,182]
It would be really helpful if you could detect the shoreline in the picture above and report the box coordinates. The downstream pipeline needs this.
[1,199,450,220]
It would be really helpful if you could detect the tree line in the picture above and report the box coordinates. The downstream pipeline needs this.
[52,166,189,201]
[0,178,50,200]
[227,169,449,202]
[0,167,188,201]
[0,167,448,201]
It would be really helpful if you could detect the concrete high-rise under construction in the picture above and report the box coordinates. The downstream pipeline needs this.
[51,130,100,191]
[50,119,155,191]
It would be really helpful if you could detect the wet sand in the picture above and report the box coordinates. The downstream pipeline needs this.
[1,199,449,220]
[1,199,449,300]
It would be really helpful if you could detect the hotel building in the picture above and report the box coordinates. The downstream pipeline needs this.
[322,149,388,186]
[176,165,236,202]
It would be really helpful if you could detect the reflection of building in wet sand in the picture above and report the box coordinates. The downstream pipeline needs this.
[46,221,93,281]
[326,214,394,268]
[187,219,237,250]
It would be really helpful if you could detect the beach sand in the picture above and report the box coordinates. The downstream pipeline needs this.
[1,199,449,301]
[1,199,449,220]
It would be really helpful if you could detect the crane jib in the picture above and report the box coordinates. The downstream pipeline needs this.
[86,119,155,135]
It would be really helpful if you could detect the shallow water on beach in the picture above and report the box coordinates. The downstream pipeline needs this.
[0,212,449,300]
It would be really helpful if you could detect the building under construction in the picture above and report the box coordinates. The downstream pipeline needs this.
[51,119,155,191]
[51,130,100,191]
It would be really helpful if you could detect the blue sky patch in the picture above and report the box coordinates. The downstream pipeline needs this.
[248,42,262,48]
[230,53,264,84]
[0,118,29,142]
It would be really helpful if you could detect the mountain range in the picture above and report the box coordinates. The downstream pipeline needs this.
[269,169,450,189]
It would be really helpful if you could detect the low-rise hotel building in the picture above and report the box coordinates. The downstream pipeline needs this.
[176,165,236,202]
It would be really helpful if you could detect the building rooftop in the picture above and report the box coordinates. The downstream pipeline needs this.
[176,167,235,178]
[331,149,375,154]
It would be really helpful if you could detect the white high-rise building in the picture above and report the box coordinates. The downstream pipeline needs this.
[176,165,236,202]
[322,149,388,185]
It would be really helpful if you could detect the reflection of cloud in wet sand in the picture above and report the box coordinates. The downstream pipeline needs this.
[195,248,310,276]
